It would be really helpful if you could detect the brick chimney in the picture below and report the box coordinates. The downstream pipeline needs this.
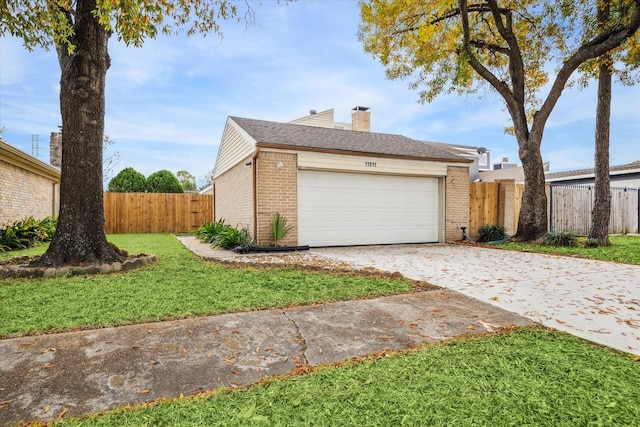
[351,106,370,132]
[50,131,62,167]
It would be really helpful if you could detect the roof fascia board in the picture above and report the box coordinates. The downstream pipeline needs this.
[212,117,258,179]
[254,142,473,164]
[0,140,60,181]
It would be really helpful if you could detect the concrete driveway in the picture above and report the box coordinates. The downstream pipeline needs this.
[310,244,640,356]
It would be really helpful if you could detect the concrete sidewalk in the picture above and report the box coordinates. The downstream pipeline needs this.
[0,249,531,426]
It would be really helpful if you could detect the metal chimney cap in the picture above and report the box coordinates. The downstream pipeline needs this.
[352,106,370,111]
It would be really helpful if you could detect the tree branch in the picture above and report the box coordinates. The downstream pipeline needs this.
[532,0,640,139]
[469,39,509,55]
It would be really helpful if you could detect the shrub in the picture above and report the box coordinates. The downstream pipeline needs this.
[271,212,293,246]
[108,167,147,192]
[195,219,229,245]
[215,225,253,249]
[542,231,578,247]
[195,220,253,249]
[0,217,57,252]
[477,224,507,243]
[146,170,184,193]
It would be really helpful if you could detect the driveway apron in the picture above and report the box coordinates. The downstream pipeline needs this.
[311,244,640,356]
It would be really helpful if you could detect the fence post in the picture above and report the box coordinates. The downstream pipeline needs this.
[549,184,554,232]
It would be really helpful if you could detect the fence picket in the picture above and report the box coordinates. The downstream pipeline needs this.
[549,185,638,235]
[103,193,213,234]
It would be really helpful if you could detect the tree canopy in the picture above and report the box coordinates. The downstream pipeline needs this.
[176,170,197,192]
[359,0,640,240]
[146,170,184,193]
[108,167,147,192]
[1,0,250,51]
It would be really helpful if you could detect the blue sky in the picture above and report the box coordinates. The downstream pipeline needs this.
[1,0,639,187]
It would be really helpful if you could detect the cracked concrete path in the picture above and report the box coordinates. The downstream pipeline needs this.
[0,290,530,426]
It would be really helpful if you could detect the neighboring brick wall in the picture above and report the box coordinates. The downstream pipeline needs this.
[445,165,470,242]
[496,179,516,236]
[0,159,59,226]
[214,155,254,234]
[255,151,298,246]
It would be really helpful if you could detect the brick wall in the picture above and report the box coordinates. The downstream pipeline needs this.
[255,151,298,246]
[1,159,59,227]
[214,155,254,234]
[444,165,470,242]
[496,179,516,236]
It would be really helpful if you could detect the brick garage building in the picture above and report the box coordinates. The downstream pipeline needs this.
[212,108,472,247]
[1,137,61,226]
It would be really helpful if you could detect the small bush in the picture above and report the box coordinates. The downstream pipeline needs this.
[215,226,253,249]
[271,212,293,246]
[195,219,229,245]
[0,217,57,252]
[542,231,578,247]
[477,224,507,243]
[195,220,253,249]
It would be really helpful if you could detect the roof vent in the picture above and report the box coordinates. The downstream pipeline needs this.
[309,110,317,115]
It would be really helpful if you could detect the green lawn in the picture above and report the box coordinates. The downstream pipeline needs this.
[4,234,640,426]
[498,234,640,265]
[0,234,413,338]
[53,329,640,427]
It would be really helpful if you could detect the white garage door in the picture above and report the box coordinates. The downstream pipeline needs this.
[298,170,439,246]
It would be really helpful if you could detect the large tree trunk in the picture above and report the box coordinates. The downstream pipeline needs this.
[514,134,548,241]
[34,0,125,267]
[587,2,612,247]
[587,57,612,246]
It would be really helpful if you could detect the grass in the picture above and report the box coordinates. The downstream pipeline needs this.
[0,234,413,338]
[498,234,640,265]
[52,328,640,426]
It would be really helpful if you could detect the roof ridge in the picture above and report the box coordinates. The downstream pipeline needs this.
[229,116,470,162]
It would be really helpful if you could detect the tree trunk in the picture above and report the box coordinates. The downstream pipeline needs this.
[514,134,548,241]
[34,0,125,267]
[587,55,612,246]
[587,0,612,247]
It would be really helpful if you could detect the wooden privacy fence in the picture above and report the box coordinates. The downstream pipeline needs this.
[104,192,213,234]
[469,181,524,237]
[550,185,639,235]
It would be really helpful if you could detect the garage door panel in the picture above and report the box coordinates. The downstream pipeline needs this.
[298,171,439,246]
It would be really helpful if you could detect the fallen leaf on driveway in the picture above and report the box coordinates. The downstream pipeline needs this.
[136,390,150,395]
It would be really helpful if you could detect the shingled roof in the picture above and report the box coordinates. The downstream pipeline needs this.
[230,116,469,162]
[545,160,640,181]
